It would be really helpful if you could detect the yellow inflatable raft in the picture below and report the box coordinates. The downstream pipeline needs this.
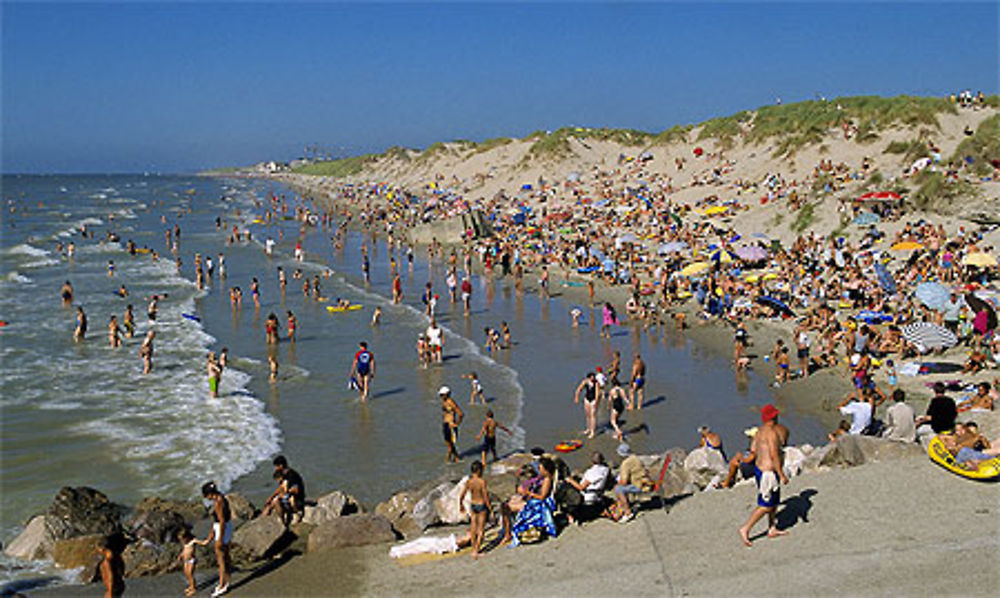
[927,435,1000,481]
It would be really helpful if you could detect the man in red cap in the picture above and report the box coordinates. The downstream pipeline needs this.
[738,403,790,547]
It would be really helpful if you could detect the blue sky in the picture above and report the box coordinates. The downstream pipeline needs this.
[3,2,997,173]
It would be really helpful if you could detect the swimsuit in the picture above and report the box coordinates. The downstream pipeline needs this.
[212,521,233,545]
[442,422,457,444]
[483,435,496,453]
[753,465,780,508]
[633,376,645,389]
[469,503,488,514]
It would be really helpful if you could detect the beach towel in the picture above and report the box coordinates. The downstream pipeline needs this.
[389,534,459,559]
[510,496,557,547]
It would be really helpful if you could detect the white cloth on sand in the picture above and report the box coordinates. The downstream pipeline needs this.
[389,534,459,559]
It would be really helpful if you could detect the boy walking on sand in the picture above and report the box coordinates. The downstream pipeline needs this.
[476,409,511,464]
[460,461,492,558]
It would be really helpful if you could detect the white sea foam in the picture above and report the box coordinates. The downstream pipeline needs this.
[2,271,33,284]
[6,243,49,258]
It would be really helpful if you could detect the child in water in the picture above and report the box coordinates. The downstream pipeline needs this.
[476,409,511,464]
[463,372,485,405]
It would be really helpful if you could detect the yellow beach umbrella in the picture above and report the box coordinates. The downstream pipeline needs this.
[702,206,729,216]
[679,261,711,277]
[745,274,760,283]
[963,252,997,267]
[762,272,779,281]
[890,241,924,251]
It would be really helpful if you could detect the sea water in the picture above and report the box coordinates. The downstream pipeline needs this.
[0,174,826,586]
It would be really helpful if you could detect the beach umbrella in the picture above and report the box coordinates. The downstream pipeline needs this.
[702,206,729,216]
[750,232,770,240]
[963,252,997,267]
[617,233,638,244]
[915,282,951,310]
[735,245,768,261]
[658,241,688,255]
[679,262,711,277]
[853,212,881,226]
[965,293,997,331]
[755,295,795,317]
[693,147,704,157]
[890,241,924,251]
[901,322,957,351]
[710,248,737,263]
[873,262,896,294]
[856,191,901,202]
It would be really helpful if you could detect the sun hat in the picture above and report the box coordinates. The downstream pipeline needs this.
[438,386,450,396]
[761,403,780,422]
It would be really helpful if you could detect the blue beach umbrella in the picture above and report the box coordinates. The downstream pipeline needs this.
[755,295,795,317]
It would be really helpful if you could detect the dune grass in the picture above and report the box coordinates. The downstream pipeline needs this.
[292,154,375,177]
[952,114,1000,176]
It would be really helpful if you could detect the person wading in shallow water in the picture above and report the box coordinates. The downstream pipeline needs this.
[440,386,464,462]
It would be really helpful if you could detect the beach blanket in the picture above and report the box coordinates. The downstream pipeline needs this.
[510,496,557,546]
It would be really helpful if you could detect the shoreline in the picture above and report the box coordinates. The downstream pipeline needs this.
[7,167,999,595]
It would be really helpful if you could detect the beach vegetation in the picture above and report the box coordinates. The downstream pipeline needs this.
[653,124,693,145]
[912,170,978,210]
[952,114,1000,177]
[883,138,930,164]
[696,111,751,149]
[791,202,816,233]
[381,146,413,162]
[293,155,374,177]
[473,137,514,154]
[528,129,574,159]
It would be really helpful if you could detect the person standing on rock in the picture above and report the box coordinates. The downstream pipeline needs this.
[738,404,789,547]
[201,482,232,597]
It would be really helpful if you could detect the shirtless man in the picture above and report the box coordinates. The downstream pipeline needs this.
[207,352,222,398]
[630,354,647,410]
[738,404,790,547]
[574,372,600,439]
[440,386,464,462]
[139,330,155,374]
[459,461,491,559]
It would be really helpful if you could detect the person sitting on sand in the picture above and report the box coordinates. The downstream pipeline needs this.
[881,389,916,443]
[959,382,996,412]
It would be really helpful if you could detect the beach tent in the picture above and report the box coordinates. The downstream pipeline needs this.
[679,262,711,277]
[914,282,951,310]
[890,241,924,251]
[901,322,957,351]
[963,252,997,267]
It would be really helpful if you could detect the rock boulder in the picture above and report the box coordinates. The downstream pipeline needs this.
[231,514,293,562]
[122,539,180,578]
[46,487,124,541]
[132,497,206,524]
[226,492,259,522]
[3,515,56,561]
[52,534,103,583]
[302,491,361,526]
[125,508,187,546]
[307,514,396,552]
[374,492,422,539]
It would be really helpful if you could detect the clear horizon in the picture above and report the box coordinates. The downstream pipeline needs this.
[3,2,997,174]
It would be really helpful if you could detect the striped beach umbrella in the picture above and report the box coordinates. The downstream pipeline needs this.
[901,322,957,351]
